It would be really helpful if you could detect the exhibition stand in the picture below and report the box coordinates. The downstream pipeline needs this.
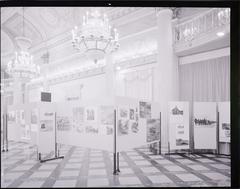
[37,102,64,163]
[166,101,190,156]
[38,112,64,163]
[4,98,230,172]
[217,102,231,156]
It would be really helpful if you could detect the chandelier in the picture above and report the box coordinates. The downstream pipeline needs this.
[6,7,40,80]
[71,9,120,63]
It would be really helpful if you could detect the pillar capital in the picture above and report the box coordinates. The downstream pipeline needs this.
[155,7,181,19]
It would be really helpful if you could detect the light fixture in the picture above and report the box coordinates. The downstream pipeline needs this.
[116,66,121,70]
[217,31,225,37]
[71,8,120,63]
[6,7,40,80]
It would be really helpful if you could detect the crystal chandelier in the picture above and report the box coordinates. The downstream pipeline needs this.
[71,9,120,63]
[6,7,40,80]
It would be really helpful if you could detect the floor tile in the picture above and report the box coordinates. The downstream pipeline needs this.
[176,159,195,164]
[119,176,142,185]
[188,164,210,171]
[64,163,82,169]
[198,158,216,163]
[210,164,230,170]
[59,170,79,177]
[119,168,134,174]
[164,165,186,172]
[30,171,52,178]
[88,169,107,176]
[202,172,230,180]
[148,175,173,184]
[176,173,203,182]
[87,178,109,187]
[140,167,161,173]
[19,180,44,188]
[134,160,152,166]
[54,180,77,187]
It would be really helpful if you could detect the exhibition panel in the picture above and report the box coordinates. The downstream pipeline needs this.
[56,100,115,152]
[168,101,189,151]
[218,102,230,143]
[37,103,56,155]
[193,102,217,150]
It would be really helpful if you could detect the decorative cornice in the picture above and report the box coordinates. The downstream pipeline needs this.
[27,53,157,90]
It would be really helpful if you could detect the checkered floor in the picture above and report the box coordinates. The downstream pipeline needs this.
[1,141,230,187]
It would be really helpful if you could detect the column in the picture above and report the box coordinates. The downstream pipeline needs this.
[13,79,24,105]
[153,8,179,153]
[105,53,116,103]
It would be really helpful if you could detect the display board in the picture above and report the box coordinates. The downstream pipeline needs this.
[7,105,23,142]
[56,99,114,152]
[116,97,161,152]
[37,103,56,154]
[169,101,189,150]
[193,102,217,150]
[218,102,230,143]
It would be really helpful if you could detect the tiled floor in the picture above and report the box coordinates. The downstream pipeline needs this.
[1,141,230,187]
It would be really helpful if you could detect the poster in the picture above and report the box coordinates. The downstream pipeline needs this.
[146,119,160,143]
[31,109,38,124]
[56,116,72,131]
[38,105,55,154]
[169,102,189,150]
[130,107,139,134]
[119,107,128,119]
[72,107,84,133]
[40,120,54,132]
[85,107,97,122]
[8,111,16,123]
[218,102,230,143]
[100,106,114,125]
[118,119,129,135]
[139,101,151,119]
[85,125,98,134]
[19,109,25,125]
[194,102,217,150]
[118,106,130,136]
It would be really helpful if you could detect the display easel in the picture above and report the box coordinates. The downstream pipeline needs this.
[38,112,64,163]
[2,114,9,152]
[113,109,120,175]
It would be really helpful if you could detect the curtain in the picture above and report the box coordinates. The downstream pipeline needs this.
[179,56,230,102]
[124,69,153,101]
[179,56,230,153]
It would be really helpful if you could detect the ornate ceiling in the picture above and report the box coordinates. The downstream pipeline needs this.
[1,7,213,78]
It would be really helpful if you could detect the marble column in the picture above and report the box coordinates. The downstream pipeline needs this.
[105,53,116,103]
[153,8,179,153]
[13,79,24,105]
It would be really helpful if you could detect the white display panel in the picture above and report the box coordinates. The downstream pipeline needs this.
[37,103,56,154]
[116,97,161,152]
[218,102,230,143]
[7,105,24,142]
[194,102,217,150]
[56,99,114,152]
[169,101,189,150]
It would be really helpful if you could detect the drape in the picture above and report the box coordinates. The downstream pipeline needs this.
[179,56,230,102]
[179,55,230,153]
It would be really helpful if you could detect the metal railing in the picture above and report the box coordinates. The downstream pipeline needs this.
[173,8,230,45]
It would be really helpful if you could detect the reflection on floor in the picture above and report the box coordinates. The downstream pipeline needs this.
[1,141,230,187]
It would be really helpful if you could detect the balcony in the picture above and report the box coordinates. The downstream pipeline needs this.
[173,8,230,56]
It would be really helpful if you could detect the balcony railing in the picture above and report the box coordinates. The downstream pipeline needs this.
[173,8,230,45]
